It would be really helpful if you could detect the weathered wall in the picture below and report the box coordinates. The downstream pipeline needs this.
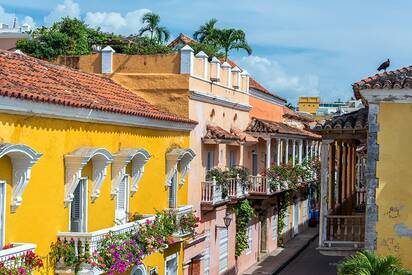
[375,103,412,268]
[110,73,191,117]
[249,95,284,122]
[0,113,189,274]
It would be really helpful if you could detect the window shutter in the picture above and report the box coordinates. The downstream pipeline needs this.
[168,171,177,208]
[218,228,228,273]
[0,182,5,247]
[70,181,83,232]
[272,213,278,241]
[116,175,129,224]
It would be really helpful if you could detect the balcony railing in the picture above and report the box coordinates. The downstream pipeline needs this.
[248,175,270,195]
[57,216,155,261]
[201,179,224,205]
[324,215,365,248]
[0,243,36,268]
[355,187,366,211]
[201,176,248,207]
[166,205,194,238]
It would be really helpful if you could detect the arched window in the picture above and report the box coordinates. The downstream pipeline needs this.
[131,264,147,275]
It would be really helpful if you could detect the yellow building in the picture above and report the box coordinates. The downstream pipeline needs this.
[0,50,197,274]
[298,96,320,115]
[353,68,412,269]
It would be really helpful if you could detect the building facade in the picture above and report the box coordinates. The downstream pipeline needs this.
[0,50,197,275]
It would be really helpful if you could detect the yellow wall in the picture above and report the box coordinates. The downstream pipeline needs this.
[376,103,412,269]
[0,112,190,273]
[298,96,320,114]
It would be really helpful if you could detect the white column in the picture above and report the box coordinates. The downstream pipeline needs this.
[195,51,209,79]
[318,142,322,160]
[101,46,115,74]
[298,140,303,164]
[285,139,289,164]
[266,138,271,169]
[305,140,309,160]
[292,140,296,166]
[319,140,333,247]
[180,45,194,75]
[310,141,314,159]
[277,138,281,166]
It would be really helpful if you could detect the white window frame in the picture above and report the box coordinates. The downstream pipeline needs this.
[165,253,178,275]
[0,181,6,247]
[131,264,147,275]
[69,177,88,232]
[272,211,278,241]
[115,174,130,224]
[246,224,253,255]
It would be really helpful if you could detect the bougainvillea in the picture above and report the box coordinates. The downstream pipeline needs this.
[0,250,44,275]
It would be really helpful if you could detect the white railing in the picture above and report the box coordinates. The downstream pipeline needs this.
[166,205,194,238]
[0,243,36,268]
[57,216,155,258]
[248,176,270,194]
[201,178,223,205]
[355,187,366,211]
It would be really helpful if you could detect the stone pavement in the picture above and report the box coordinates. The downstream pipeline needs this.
[242,227,329,275]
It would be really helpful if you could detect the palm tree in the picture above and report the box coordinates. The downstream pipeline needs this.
[216,28,252,61]
[193,18,218,43]
[337,250,412,275]
[138,12,170,42]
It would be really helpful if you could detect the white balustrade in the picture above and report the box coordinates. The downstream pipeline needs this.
[0,243,36,268]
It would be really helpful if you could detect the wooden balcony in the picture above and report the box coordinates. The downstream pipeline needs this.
[319,214,365,256]
[0,243,36,269]
[248,175,270,196]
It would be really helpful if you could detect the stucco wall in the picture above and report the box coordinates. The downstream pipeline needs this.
[249,95,284,122]
[0,113,190,274]
[375,103,412,269]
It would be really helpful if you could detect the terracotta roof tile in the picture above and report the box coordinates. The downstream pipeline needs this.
[0,50,196,125]
[353,66,412,99]
[168,33,196,48]
[282,106,314,123]
[230,127,258,143]
[204,125,240,141]
[314,108,368,131]
[246,117,320,139]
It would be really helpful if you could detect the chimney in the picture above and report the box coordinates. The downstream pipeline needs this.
[210,57,221,82]
[180,45,194,75]
[195,51,209,79]
[101,46,115,74]
[232,66,241,89]
[221,62,232,88]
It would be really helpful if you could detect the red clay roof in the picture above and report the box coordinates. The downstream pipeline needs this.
[204,125,240,141]
[168,33,196,49]
[352,66,412,99]
[282,106,314,123]
[246,117,320,139]
[0,50,196,125]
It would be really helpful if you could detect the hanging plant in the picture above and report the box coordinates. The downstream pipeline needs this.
[234,200,255,256]
[277,190,292,247]
[206,167,228,198]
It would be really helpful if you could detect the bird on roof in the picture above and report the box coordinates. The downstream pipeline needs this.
[377,59,390,72]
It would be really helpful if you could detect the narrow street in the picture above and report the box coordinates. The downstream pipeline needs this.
[278,238,344,275]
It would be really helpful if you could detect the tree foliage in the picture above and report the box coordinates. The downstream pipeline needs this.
[138,12,170,42]
[193,19,252,60]
[16,17,111,60]
[337,250,412,275]
[124,37,173,55]
[235,200,255,256]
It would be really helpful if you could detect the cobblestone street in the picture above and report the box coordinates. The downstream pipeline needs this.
[278,238,344,275]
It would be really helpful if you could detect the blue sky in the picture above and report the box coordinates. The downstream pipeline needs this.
[1,0,410,104]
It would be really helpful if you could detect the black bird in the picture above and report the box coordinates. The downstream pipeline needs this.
[377,59,390,72]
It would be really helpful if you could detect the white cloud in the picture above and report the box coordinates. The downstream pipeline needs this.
[22,16,36,28]
[44,0,80,26]
[0,5,16,26]
[239,55,320,103]
[85,9,150,35]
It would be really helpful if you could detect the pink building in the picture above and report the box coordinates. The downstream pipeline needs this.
[56,37,321,274]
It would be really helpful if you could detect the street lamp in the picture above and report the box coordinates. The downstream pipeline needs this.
[216,212,232,229]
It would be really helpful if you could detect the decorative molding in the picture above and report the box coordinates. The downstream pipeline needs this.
[360,88,412,104]
[249,88,286,106]
[64,147,112,207]
[112,148,151,197]
[165,148,196,187]
[0,96,195,132]
[190,90,252,112]
[0,144,42,213]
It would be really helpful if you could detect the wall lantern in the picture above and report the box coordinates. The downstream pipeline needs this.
[216,212,232,229]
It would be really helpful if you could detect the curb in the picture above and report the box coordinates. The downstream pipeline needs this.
[272,232,319,275]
